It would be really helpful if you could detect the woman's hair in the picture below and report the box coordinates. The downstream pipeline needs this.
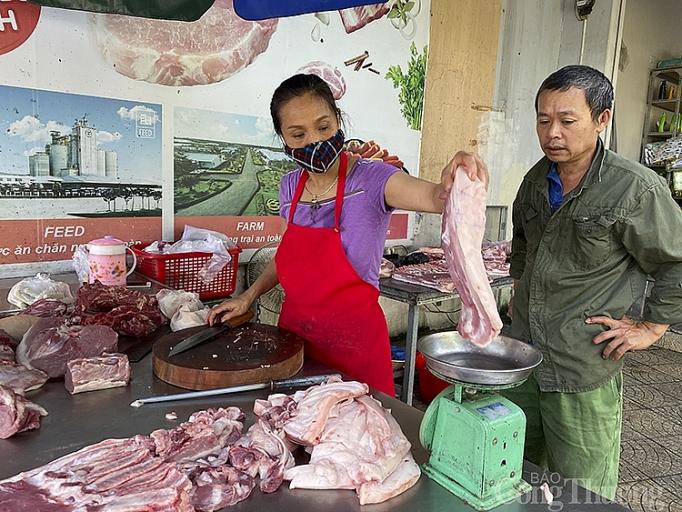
[270,74,341,135]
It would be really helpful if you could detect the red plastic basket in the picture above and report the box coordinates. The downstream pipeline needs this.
[131,243,241,301]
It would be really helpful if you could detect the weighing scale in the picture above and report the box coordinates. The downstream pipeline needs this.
[418,331,543,511]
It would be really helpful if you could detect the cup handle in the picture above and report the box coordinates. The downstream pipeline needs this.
[126,246,137,277]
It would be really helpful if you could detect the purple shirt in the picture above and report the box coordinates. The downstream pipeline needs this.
[279,159,400,288]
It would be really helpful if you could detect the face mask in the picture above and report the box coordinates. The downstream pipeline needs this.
[284,129,345,174]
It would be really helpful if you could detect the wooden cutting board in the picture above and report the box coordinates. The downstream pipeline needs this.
[152,320,305,390]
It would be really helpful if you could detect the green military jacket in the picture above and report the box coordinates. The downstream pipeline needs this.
[510,140,682,392]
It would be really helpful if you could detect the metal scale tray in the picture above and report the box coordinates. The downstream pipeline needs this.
[418,331,542,387]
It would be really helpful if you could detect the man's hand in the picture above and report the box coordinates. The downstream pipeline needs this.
[587,316,669,361]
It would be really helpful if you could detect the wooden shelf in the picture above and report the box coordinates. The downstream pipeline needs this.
[651,99,681,112]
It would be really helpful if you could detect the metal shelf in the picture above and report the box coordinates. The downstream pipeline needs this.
[647,131,677,137]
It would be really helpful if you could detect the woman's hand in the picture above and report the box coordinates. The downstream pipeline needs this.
[346,139,404,168]
[439,152,490,200]
[207,294,253,326]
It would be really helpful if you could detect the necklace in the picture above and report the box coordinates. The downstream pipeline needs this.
[304,176,338,205]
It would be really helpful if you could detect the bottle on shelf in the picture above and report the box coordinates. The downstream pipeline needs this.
[659,80,668,100]
[657,112,667,132]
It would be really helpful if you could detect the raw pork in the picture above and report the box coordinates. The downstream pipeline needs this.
[157,288,210,331]
[0,362,48,394]
[280,382,420,505]
[339,4,390,33]
[0,436,193,510]
[285,396,412,492]
[64,353,130,394]
[379,258,396,279]
[357,453,421,505]
[0,329,15,348]
[151,407,244,462]
[0,316,40,344]
[0,385,47,439]
[442,167,502,346]
[230,420,295,493]
[0,345,13,363]
[189,464,255,511]
[482,241,512,277]
[16,317,118,378]
[283,378,369,445]
[296,61,346,100]
[21,299,69,318]
[91,0,278,86]
[391,260,456,293]
[73,282,165,338]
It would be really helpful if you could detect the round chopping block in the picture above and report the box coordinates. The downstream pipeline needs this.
[153,323,304,390]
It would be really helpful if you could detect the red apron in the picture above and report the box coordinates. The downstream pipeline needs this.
[275,152,395,395]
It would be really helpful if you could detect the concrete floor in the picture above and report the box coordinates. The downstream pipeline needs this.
[406,329,682,511]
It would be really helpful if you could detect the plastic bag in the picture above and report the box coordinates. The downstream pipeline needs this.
[164,225,235,284]
[72,245,90,283]
[7,273,74,309]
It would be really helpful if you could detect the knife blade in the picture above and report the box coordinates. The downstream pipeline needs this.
[167,310,253,357]
[130,373,341,407]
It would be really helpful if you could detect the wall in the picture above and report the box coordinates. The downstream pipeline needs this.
[615,0,682,162]
[483,0,624,223]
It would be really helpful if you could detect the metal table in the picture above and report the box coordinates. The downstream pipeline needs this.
[379,277,513,404]
[0,355,626,511]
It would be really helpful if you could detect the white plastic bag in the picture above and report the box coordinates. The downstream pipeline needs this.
[164,225,236,284]
[7,273,74,309]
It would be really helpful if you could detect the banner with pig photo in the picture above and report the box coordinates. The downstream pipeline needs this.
[0,0,429,274]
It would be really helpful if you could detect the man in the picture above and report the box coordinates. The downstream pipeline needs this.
[506,65,682,500]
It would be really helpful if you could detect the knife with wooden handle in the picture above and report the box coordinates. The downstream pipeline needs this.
[167,310,254,357]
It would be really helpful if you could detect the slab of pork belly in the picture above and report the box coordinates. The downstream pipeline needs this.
[64,353,130,394]
[283,380,369,446]
[441,166,502,346]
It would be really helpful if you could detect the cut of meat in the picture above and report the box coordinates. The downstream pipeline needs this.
[284,378,369,446]
[16,317,118,378]
[151,407,244,462]
[64,353,130,394]
[0,385,47,439]
[0,362,48,394]
[281,383,419,505]
[482,241,512,277]
[231,419,294,493]
[91,0,278,86]
[357,453,421,505]
[0,316,40,344]
[0,329,17,349]
[0,436,193,510]
[73,282,166,338]
[391,260,456,293]
[0,345,14,363]
[189,465,255,511]
[286,396,412,491]
[338,4,389,33]
[442,167,502,346]
[296,61,346,100]
[21,299,69,318]
[379,258,396,279]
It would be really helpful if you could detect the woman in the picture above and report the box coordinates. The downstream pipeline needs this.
[208,74,488,395]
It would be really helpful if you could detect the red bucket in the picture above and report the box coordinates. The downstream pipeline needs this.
[416,351,450,403]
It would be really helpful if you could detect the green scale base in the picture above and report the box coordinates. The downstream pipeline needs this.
[420,384,532,511]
